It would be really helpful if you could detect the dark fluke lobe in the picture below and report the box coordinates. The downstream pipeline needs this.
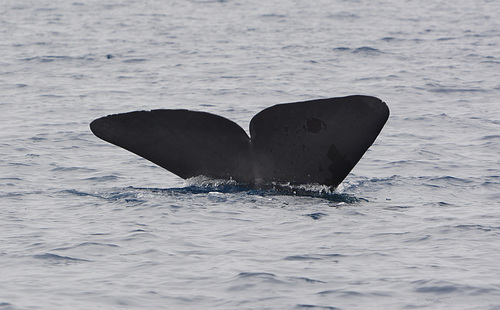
[90,95,389,188]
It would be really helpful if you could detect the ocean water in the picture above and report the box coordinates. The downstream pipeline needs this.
[1,0,500,309]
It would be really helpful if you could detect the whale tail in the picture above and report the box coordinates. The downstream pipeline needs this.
[90,95,389,188]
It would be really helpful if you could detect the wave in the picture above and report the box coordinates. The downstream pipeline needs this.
[61,180,359,207]
[352,46,383,55]
[412,280,498,296]
[53,242,120,252]
[295,305,340,310]
[33,253,91,264]
[425,83,487,93]
[332,46,383,55]
[21,55,96,63]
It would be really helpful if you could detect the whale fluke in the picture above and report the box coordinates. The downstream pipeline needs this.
[90,95,389,188]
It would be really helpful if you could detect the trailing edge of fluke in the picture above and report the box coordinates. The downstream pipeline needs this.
[90,95,389,188]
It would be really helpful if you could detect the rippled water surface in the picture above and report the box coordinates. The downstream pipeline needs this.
[1,0,500,309]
